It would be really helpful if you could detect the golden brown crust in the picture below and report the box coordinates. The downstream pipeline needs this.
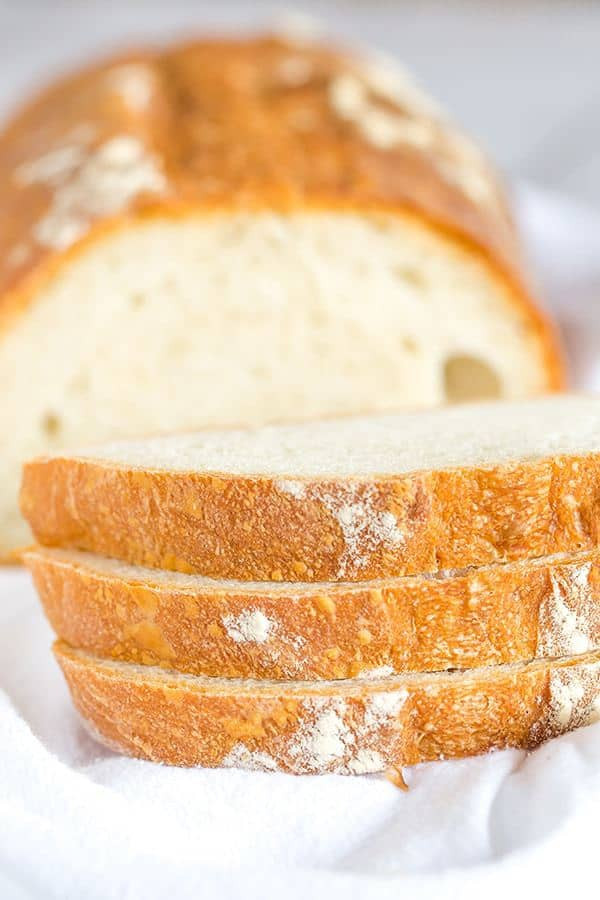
[20,452,600,581]
[26,546,600,679]
[0,36,563,386]
[54,641,600,773]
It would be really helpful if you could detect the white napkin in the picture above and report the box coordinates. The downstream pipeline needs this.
[2,186,600,900]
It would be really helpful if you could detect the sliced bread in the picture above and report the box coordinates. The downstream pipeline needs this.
[0,35,563,559]
[21,395,600,581]
[26,546,600,679]
[54,641,600,774]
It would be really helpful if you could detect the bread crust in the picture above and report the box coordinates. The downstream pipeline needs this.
[26,547,600,679]
[54,641,600,773]
[20,451,600,581]
[0,36,563,386]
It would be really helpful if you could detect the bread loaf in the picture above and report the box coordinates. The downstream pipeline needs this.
[26,545,600,679]
[54,641,600,774]
[0,35,563,559]
[21,395,600,581]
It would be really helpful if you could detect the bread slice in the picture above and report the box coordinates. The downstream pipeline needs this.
[26,546,600,679]
[54,641,600,774]
[0,36,563,559]
[21,395,600,582]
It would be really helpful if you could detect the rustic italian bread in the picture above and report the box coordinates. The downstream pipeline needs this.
[0,35,563,560]
[26,546,600,679]
[21,395,600,582]
[54,641,600,774]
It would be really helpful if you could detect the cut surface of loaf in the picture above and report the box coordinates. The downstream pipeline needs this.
[26,546,600,679]
[0,35,563,559]
[55,641,600,774]
[21,396,600,581]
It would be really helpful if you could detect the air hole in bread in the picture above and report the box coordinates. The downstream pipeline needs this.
[443,354,502,403]
[130,293,145,309]
[402,337,418,353]
[41,412,61,437]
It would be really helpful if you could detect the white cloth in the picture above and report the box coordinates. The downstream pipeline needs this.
[2,185,600,900]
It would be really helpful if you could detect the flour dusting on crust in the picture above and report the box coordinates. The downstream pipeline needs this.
[277,480,404,576]
[78,711,132,756]
[106,64,156,111]
[287,689,407,774]
[16,144,88,186]
[327,57,498,208]
[359,56,443,119]
[222,743,280,772]
[345,749,385,775]
[539,661,600,738]
[220,608,307,676]
[537,563,595,656]
[276,479,307,500]
[222,609,275,643]
[315,484,404,577]
[364,690,408,728]
[16,134,166,250]
[328,72,436,151]
[289,698,352,772]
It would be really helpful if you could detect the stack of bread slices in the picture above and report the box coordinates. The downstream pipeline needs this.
[20,394,600,776]
[0,34,564,562]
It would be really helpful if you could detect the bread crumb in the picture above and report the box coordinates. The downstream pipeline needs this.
[365,690,408,728]
[437,158,495,205]
[385,766,409,790]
